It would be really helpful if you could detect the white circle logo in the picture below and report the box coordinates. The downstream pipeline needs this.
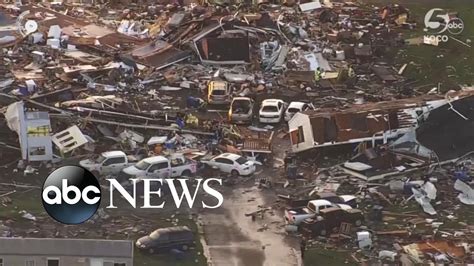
[447,17,464,35]
[424,8,464,36]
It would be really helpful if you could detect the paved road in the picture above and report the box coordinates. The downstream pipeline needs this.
[201,183,301,266]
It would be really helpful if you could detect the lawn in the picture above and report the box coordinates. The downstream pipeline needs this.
[365,0,474,91]
[304,248,358,266]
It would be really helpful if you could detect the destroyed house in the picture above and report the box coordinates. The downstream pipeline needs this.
[129,21,252,68]
[5,101,53,162]
[131,40,191,69]
[191,23,251,64]
[288,96,453,153]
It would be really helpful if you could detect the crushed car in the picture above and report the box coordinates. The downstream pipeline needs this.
[207,80,231,105]
[284,101,315,122]
[228,97,254,124]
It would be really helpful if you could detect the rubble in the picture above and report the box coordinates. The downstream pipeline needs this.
[0,0,473,265]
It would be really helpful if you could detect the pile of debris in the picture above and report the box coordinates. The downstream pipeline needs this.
[0,0,473,265]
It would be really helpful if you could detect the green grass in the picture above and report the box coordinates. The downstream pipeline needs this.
[304,249,358,266]
[365,0,474,90]
[0,190,44,220]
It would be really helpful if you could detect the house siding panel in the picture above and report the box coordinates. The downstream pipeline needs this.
[288,113,314,153]
[1,256,132,266]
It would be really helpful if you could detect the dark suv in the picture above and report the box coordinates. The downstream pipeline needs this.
[136,226,194,254]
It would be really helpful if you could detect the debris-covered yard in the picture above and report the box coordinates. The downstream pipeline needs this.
[0,0,473,265]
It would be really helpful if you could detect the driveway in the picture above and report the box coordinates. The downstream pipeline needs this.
[200,183,301,266]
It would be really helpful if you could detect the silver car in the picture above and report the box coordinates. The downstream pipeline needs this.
[208,81,231,105]
[228,97,254,124]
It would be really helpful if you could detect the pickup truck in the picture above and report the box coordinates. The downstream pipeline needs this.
[120,154,197,179]
[79,151,142,177]
[285,199,352,226]
[284,192,358,209]
[300,207,364,237]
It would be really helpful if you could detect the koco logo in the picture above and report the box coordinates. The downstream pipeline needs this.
[42,166,101,224]
[424,8,464,43]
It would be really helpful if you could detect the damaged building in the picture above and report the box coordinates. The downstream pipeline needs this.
[5,101,53,162]
[288,93,472,153]
[1,1,474,265]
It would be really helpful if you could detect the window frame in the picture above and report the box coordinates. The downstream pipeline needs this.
[103,156,126,166]
[148,163,161,173]
[29,146,46,156]
[215,158,233,165]
[156,162,169,169]
[297,126,305,144]
[103,262,127,266]
[47,258,60,266]
[148,162,169,172]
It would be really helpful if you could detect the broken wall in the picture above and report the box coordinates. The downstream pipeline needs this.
[4,102,53,162]
[196,33,250,64]
[289,113,314,153]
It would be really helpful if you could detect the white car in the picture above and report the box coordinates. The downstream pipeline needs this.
[121,154,197,179]
[201,153,256,176]
[284,102,315,121]
[259,99,287,123]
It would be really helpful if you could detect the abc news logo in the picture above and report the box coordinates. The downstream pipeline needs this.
[42,166,101,224]
[42,166,223,224]
[424,8,464,43]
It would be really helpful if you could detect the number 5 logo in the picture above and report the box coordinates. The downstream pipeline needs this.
[424,8,450,34]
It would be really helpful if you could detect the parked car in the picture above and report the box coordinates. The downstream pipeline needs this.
[207,81,231,105]
[121,154,197,179]
[285,192,358,209]
[79,150,142,177]
[316,193,358,208]
[228,97,254,124]
[200,153,256,176]
[300,207,364,236]
[285,199,352,225]
[284,101,315,121]
[136,226,194,254]
[259,99,287,123]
